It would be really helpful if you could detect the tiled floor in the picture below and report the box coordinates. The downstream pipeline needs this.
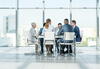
[0,47,100,69]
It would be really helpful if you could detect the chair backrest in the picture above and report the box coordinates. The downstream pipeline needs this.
[44,32,55,40]
[64,32,75,40]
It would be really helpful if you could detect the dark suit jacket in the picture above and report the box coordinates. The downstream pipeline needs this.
[73,26,82,42]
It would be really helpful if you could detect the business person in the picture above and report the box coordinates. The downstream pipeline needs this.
[46,18,54,54]
[55,23,62,53]
[58,19,73,55]
[40,22,53,54]
[71,20,82,42]
[39,23,46,54]
[28,22,38,54]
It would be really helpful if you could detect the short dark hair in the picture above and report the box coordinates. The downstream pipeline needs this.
[43,23,46,27]
[64,19,69,23]
[46,18,51,23]
[58,23,62,25]
[72,20,76,24]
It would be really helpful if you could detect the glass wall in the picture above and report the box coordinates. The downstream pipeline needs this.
[0,0,99,47]
[19,0,43,8]
[0,0,16,8]
[72,9,96,46]
[72,0,96,8]
[0,0,16,47]
[18,9,43,46]
[45,0,69,8]
[45,9,70,27]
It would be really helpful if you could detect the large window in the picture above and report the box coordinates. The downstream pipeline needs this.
[18,9,43,46]
[45,9,70,27]
[0,9,16,46]
[72,0,96,8]
[0,0,16,8]
[19,0,43,8]
[0,0,99,47]
[72,9,96,46]
[45,0,69,8]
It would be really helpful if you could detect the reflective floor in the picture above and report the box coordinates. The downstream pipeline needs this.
[0,47,100,69]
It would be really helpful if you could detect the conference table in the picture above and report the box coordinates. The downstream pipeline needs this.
[38,35,64,39]
[26,35,78,55]
[38,35,79,55]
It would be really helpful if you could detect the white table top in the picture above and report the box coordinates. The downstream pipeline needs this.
[38,35,63,38]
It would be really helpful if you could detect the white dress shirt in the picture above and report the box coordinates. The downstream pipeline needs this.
[41,27,52,35]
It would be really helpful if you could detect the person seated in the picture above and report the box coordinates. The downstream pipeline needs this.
[71,20,82,42]
[58,19,73,55]
[41,22,53,55]
[45,18,54,54]
[28,22,38,54]
[55,23,62,53]
[38,23,46,54]
[46,18,54,32]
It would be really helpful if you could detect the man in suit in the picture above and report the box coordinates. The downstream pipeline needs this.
[58,19,73,55]
[71,20,82,42]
